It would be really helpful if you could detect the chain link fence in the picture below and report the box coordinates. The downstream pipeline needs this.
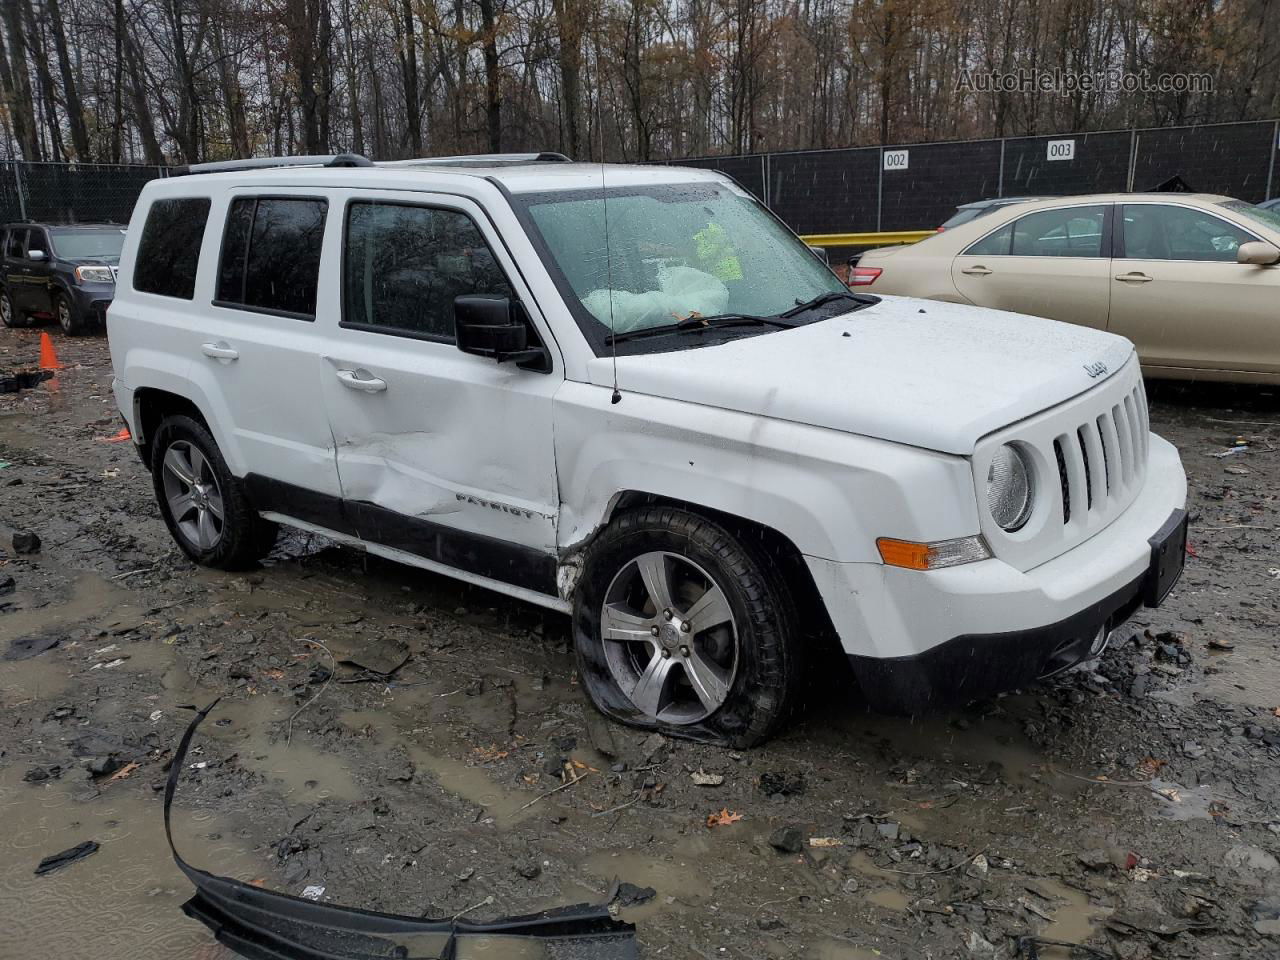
[0,161,167,225]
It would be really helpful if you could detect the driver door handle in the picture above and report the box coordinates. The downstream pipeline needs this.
[1115,272,1153,283]
[335,369,388,393]
[960,265,992,276]
[200,341,239,360]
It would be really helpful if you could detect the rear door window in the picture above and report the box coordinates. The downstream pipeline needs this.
[1010,205,1106,257]
[5,228,27,259]
[342,201,512,341]
[962,223,1013,256]
[134,198,212,299]
[217,197,327,318]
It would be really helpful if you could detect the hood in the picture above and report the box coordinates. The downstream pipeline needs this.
[71,255,120,266]
[585,296,1135,456]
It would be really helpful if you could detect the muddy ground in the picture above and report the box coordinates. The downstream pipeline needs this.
[1,326,1278,960]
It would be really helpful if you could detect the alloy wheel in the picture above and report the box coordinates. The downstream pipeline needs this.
[161,441,225,551]
[58,299,72,333]
[0,294,12,327]
[600,551,738,724]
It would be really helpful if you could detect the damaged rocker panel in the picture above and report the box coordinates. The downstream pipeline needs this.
[246,474,558,595]
[165,700,639,960]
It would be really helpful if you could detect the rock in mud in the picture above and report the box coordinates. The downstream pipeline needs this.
[23,765,62,782]
[768,825,804,854]
[11,530,40,554]
[758,770,806,797]
[0,574,14,596]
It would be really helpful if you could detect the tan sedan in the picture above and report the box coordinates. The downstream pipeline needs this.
[854,194,1280,383]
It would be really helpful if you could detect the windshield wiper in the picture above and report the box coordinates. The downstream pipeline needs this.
[781,290,875,318]
[605,313,796,345]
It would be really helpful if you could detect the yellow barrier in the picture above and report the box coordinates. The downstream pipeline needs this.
[799,230,936,247]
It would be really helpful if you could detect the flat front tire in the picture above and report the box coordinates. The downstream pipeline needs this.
[573,506,804,748]
[151,415,277,569]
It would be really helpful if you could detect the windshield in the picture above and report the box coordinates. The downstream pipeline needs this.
[49,227,126,259]
[514,181,848,353]
[1220,199,1280,234]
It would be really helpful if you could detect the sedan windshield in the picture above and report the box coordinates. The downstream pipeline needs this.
[49,227,126,259]
[1220,199,1280,235]
[514,180,848,353]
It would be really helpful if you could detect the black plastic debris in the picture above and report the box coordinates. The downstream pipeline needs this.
[166,700,639,960]
[0,370,52,394]
[35,840,99,875]
[4,633,60,660]
[610,882,656,909]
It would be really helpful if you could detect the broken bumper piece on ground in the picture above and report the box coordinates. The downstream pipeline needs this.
[165,700,640,960]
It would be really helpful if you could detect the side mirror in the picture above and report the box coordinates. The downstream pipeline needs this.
[454,296,546,365]
[806,244,829,265]
[27,249,46,262]
[1237,240,1280,265]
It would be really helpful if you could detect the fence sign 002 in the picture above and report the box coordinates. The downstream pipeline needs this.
[882,149,909,171]
[1046,139,1076,161]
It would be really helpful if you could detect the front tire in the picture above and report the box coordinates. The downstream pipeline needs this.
[151,415,277,569]
[55,292,86,335]
[573,506,804,748]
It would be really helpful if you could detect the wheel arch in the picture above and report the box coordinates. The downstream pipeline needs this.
[132,387,211,465]
[568,490,841,657]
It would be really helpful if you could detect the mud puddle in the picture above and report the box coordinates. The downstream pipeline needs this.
[0,764,254,960]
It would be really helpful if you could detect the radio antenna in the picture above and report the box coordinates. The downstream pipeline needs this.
[600,99,620,404]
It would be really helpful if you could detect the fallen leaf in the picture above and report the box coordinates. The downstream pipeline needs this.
[105,761,140,783]
[1138,756,1166,777]
[262,669,286,681]
[705,808,743,828]
[691,769,724,787]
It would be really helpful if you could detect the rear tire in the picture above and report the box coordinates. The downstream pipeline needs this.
[573,506,804,748]
[151,415,277,569]
[0,289,29,328]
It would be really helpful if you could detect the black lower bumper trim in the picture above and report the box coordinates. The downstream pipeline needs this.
[848,571,1147,713]
[165,701,638,960]
[848,506,1189,713]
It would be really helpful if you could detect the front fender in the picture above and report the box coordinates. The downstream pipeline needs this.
[553,381,979,564]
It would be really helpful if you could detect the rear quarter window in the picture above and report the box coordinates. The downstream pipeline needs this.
[134,198,212,299]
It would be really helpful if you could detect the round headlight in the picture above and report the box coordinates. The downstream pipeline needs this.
[987,444,1034,531]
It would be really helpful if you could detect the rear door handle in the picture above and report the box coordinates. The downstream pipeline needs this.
[335,369,388,393]
[960,265,992,276]
[201,341,239,360]
[1115,272,1152,283]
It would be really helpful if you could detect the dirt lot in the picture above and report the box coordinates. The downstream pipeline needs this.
[1,326,1278,960]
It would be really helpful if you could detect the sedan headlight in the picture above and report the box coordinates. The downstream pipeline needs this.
[75,265,114,284]
[986,443,1034,531]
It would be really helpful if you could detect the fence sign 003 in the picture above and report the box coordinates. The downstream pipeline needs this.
[1046,139,1076,161]
[882,149,910,171]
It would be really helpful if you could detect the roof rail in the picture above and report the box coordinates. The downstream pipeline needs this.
[171,154,374,176]
[381,152,573,167]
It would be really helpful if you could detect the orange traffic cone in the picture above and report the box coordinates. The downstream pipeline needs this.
[39,332,60,371]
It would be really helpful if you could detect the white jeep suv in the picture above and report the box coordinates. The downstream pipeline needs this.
[108,153,1188,746]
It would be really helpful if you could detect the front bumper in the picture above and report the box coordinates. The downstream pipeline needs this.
[68,283,113,324]
[807,434,1187,711]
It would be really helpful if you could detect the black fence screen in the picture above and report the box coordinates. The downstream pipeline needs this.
[1,119,1276,236]
[669,118,1280,235]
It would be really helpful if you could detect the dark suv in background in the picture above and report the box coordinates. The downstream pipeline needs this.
[0,221,125,335]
